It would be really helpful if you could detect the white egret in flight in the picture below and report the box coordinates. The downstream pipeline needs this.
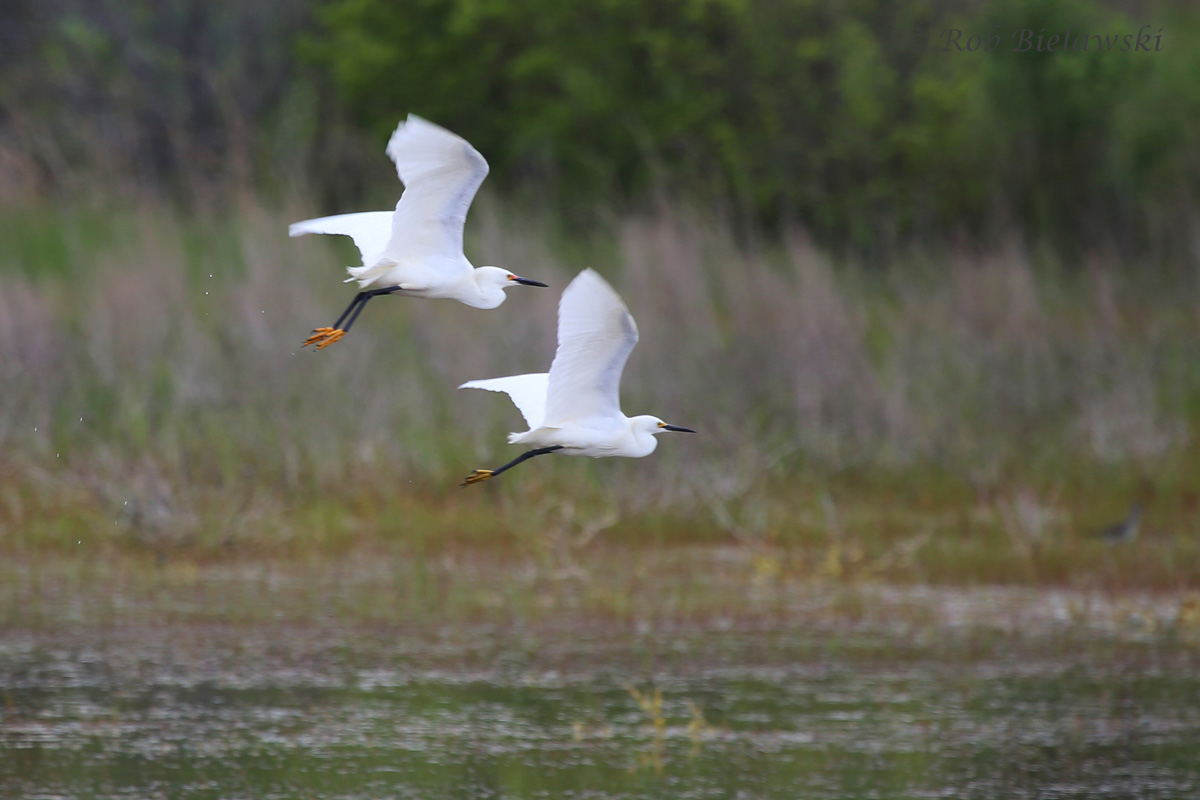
[459,268,695,486]
[290,114,547,349]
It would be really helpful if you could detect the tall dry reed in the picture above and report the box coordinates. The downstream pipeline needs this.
[0,198,1195,557]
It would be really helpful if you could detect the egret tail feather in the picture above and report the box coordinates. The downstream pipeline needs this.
[345,262,396,287]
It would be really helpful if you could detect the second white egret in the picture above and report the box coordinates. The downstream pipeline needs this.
[459,268,695,486]
[290,114,547,349]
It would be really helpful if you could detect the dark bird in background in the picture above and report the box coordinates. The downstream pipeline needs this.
[1092,502,1143,544]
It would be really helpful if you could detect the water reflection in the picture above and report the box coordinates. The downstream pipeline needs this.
[3,588,1200,799]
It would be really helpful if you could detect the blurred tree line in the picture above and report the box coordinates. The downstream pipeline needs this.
[1,0,1198,258]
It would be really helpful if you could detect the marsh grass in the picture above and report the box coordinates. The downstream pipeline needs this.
[7,547,1200,660]
[1,197,1198,588]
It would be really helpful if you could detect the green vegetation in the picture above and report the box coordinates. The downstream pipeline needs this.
[3,4,1197,798]
[1,198,1197,588]
[310,0,1200,250]
[4,0,1200,253]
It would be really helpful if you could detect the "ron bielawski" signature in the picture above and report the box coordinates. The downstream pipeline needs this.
[909,25,1165,53]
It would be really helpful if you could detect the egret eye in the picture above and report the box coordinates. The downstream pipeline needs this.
[507,274,517,281]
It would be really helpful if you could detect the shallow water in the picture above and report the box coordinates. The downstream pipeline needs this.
[3,558,1200,799]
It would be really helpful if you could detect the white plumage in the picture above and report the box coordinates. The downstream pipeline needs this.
[459,269,694,485]
[289,211,394,273]
[458,373,548,430]
[290,115,546,348]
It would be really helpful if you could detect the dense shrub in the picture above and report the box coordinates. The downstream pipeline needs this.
[1,0,1197,255]
[305,0,1200,254]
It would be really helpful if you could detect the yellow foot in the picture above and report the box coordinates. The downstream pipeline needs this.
[460,469,494,488]
[302,327,347,349]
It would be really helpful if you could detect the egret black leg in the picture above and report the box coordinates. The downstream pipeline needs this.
[303,285,403,349]
[460,446,564,487]
[330,293,367,331]
[491,446,564,477]
[342,286,401,334]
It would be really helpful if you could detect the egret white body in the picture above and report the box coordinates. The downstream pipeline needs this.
[459,269,694,485]
[290,114,546,348]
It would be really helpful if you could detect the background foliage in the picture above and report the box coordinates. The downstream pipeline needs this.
[2,0,1199,573]
[2,0,1199,255]
[4,9,1199,798]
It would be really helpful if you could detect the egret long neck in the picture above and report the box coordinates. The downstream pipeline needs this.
[459,270,504,309]
[627,418,660,458]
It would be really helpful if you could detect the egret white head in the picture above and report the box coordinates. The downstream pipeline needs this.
[468,267,549,308]
[636,416,697,436]
[620,415,697,458]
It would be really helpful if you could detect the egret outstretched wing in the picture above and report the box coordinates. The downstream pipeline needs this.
[459,373,549,429]
[543,269,639,426]
[288,212,393,268]
[383,115,489,270]
[290,115,545,351]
